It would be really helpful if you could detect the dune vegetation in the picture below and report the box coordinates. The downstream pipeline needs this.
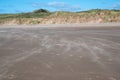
[0,9,120,25]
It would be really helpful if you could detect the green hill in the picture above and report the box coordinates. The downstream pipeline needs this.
[0,9,120,25]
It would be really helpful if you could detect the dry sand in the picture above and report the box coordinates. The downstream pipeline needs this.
[0,24,120,80]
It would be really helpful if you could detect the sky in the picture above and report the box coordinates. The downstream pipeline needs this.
[0,0,120,14]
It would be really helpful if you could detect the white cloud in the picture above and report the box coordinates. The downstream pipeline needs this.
[46,1,81,11]
[32,3,40,7]
[112,3,120,9]
[47,1,65,7]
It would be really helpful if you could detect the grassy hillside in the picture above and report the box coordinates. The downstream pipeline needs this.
[0,9,120,25]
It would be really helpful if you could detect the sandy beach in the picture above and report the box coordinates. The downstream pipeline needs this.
[0,24,120,80]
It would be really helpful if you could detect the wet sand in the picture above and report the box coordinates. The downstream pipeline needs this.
[0,25,120,80]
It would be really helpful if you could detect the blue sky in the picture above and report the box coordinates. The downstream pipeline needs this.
[0,0,120,13]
